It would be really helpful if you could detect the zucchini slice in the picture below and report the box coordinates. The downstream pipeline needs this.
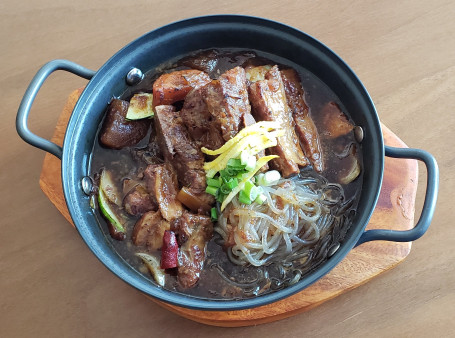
[126,93,154,120]
[98,169,125,237]
[100,169,121,206]
[98,188,125,235]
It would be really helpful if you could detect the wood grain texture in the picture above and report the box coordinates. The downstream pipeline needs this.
[39,90,417,327]
[3,1,453,336]
[39,88,83,225]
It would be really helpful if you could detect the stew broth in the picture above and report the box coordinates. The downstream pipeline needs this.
[89,49,362,299]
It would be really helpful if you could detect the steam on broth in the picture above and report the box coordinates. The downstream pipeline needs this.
[89,49,362,299]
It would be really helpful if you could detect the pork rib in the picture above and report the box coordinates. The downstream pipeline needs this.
[154,105,207,194]
[280,68,324,172]
[181,66,252,151]
[248,65,309,177]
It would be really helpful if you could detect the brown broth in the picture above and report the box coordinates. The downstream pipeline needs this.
[89,49,363,299]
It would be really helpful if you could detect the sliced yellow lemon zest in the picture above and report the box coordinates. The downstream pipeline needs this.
[204,133,266,172]
[201,121,282,156]
[203,127,284,178]
[204,134,281,178]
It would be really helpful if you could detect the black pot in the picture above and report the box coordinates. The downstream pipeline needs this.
[16,15,438,310]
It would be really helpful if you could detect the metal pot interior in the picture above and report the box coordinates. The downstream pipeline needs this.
[62,15,384,310]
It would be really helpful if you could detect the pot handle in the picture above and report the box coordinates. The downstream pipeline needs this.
[356,146,439,246]
[16,60,95,159]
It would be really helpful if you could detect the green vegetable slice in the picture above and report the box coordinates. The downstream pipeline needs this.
[205,186,218,196]
[255,193,267,205]
[210,207,218,221]
[207,178,221,188]
[224,177,238,190]
[125,93,154,120]
[238,190,253,205]
[100,169,121,206]
[98,189,125,235]
[256,170,281,186]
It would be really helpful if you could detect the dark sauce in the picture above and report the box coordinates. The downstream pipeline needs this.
[89,49,363,299]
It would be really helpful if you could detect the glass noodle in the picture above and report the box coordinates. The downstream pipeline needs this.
[216,170,348,270]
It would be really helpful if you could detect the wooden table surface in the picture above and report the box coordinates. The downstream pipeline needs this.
[2,1,454,337]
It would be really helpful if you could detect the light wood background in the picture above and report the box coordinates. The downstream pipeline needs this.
[1,0,454,337]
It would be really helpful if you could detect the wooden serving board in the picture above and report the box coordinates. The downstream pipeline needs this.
[40,89,418,327]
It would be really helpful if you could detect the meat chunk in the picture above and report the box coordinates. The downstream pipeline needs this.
[320,102,354,138]
[179,239,209,287]
[204,66,251,141]
[154,105,207,194]
[180,49,256,76]
[173,212,213,245]
[280,68,324,172]
[248,66,309,177]
[245,64,272,83]
[144,163,183,222]
[132,211,170,250]
[180,87,225,151]
[123,184,158,216]
[181,66,251,151]
[176,187,213,215]
[153,69,211,106]
[173,212,213,288]
[180,49,220,74]
[240,111,257,129]
[99,99,150,149]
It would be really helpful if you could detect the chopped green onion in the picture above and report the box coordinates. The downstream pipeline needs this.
[238,190,252,205]
[255,193,267,205]
[264,170,281,185]
[243,180,255,196]
[219,169,229,180]
[227,158,243,168]
[256,170,281,186]
[255,174,265,186]
[225,167,237,176]
[216,191,225,203]
[236,172,247,180]
[245,156,257,171]
[207,177,221,188]
[226,177,239,190]
[210,207,218,221]
[220,185,232,195]
[205,186,218,196]
[255,173,264,185]
[240,150,250,165]
[242,180,260,201]
[240,150,257,172]
[225,177,238,190]
[250,186,260,201]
